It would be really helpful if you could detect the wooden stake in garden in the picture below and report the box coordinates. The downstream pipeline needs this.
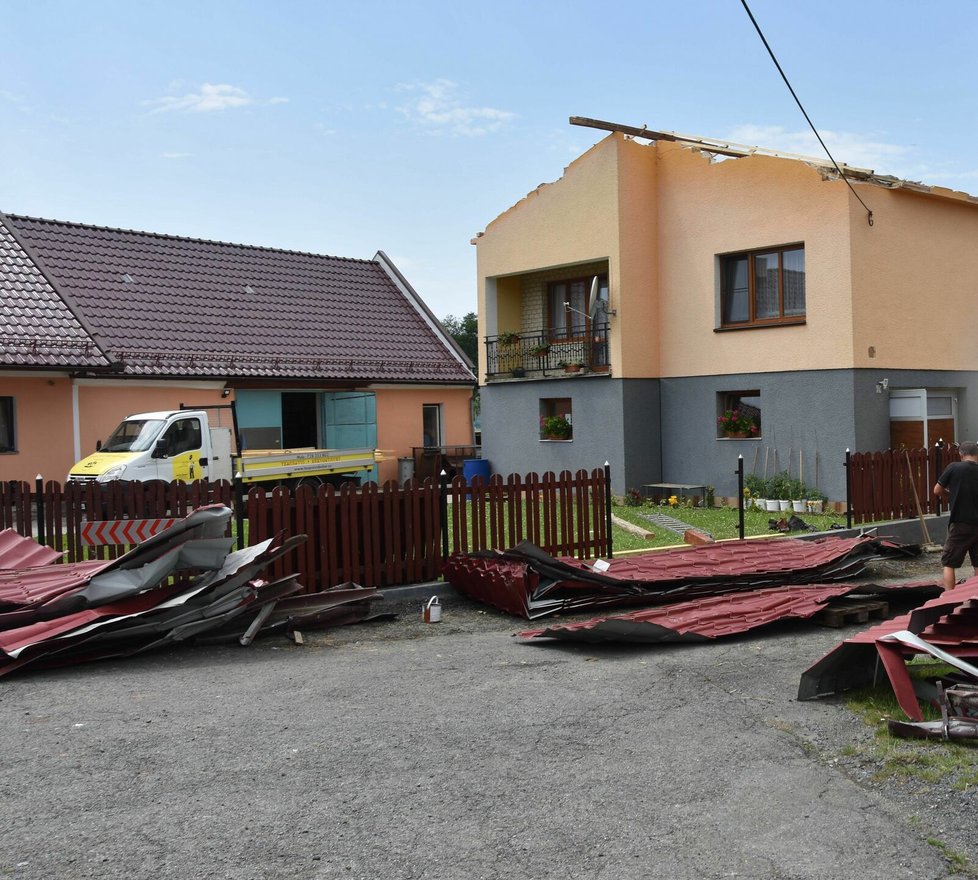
[751,446,759,475]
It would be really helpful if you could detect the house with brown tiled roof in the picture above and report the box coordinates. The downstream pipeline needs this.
[0,212,475,484]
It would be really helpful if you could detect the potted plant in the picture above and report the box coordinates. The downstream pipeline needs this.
[497,330,523,374]
[540,414,572,440]
[717,409,759,438]
[529,342,551,358]
[790,479,808,513]
[805,487,826,514]
[558,360,584,374]
[744,474,767,510]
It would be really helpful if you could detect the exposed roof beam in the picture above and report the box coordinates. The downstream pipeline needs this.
[569,116,876,178]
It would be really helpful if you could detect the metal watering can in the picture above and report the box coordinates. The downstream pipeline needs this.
[423,595,442,623]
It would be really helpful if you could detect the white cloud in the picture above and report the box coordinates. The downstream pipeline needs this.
[720,124,978,194]
[396,79,515,136]
[722,124,909,175]
[147,83,254,114]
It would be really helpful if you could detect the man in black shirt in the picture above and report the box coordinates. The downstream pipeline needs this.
[933,440,978,590]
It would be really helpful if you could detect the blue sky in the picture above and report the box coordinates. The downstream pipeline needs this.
[3,1,977,321]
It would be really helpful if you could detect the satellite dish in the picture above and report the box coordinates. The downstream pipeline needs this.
[587,276,600,318]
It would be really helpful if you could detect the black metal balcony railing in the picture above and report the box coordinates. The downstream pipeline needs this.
[485,324,610,378]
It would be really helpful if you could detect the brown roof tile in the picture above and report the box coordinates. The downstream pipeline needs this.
[2,214,473,383]
[0,218,110,369]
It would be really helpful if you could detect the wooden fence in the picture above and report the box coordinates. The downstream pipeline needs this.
[849,445,958,525]
[1,467,611,590]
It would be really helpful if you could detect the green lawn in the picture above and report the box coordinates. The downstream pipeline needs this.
[610,501,850,552]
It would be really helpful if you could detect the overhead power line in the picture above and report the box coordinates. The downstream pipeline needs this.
[740,0,874,226]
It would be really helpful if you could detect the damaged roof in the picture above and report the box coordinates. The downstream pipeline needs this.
[569,116,978,207]
[0,212,474,384]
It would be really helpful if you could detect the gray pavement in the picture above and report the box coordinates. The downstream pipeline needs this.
[0,591,967,880]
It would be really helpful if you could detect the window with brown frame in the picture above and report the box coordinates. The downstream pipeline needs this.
[0,397,15,453]
[547,274,608,340]
[720,245,805,328]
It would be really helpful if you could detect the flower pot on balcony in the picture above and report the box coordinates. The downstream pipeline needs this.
[723,430,749,439]
[510,367,526,378]
[562,364,582,374]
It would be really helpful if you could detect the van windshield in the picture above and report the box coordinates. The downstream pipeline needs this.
[102,419,166,452]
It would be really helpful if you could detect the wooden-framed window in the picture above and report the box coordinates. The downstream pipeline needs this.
[720,245,805,328]
[0,397,14,453]
[547,274,608,340]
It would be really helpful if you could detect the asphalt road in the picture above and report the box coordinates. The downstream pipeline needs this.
[2,582,971,880]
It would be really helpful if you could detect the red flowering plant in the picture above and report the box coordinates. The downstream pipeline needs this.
[717,409,759,436]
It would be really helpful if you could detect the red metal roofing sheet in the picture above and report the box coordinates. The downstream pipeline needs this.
[444,536,915,619]
[594,535,891,582]
[518,580,941,644]
[0,530,62,570]
[0,560,113,611]
[519,584,859,643]
[798,576,978,717]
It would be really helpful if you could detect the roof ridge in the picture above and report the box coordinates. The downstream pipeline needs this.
[3,213,381,265]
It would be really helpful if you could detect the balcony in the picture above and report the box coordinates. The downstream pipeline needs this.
[485,324,610,380]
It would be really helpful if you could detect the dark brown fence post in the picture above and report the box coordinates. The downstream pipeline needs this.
[604,462,613,558]
[34,474,45,545]
[736,455,745,541]
[845,448,853,529]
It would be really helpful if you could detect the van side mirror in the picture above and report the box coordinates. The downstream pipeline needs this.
[96,439,102,451]
[152,438,170,459]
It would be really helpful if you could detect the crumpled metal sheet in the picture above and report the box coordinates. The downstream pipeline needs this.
[518,580,939,644]
[0,507,382,677]
[0,529,61,570]
[0,505,234,614]
[798,576,978,717]
[445,536,919,620]
[888,717,978,740]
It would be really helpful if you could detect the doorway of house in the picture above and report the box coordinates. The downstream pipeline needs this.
[281,392,319,449]
[889,388,957,449]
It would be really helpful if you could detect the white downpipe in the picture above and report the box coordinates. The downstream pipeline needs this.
[72,381,81,462]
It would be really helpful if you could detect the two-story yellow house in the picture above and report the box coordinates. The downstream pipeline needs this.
[475,119,978,502]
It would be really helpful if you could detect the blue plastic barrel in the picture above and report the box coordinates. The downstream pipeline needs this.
[462,459,491,497]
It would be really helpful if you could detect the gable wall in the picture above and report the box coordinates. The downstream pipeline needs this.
[848,186,978,371]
